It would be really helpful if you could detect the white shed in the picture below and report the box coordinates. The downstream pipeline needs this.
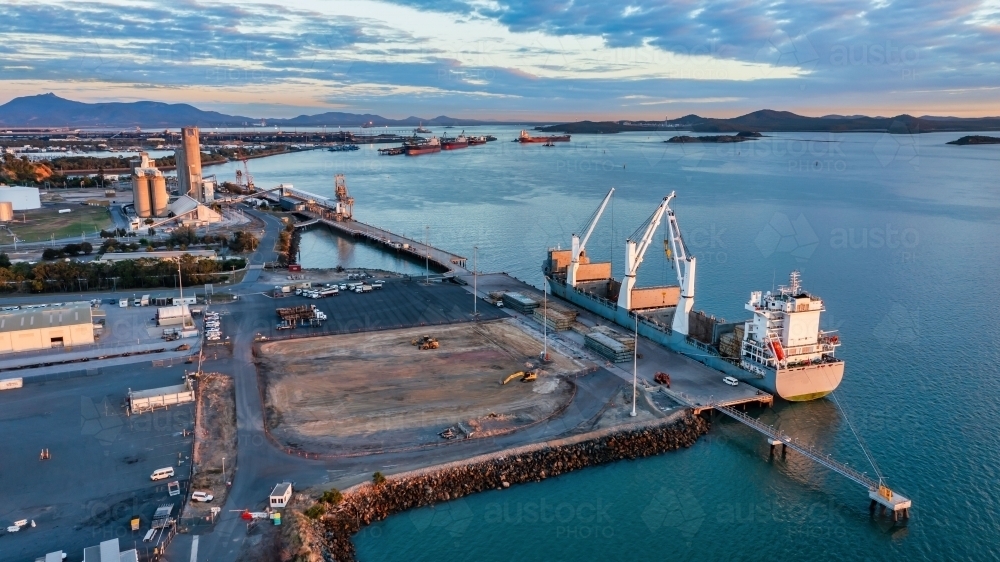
[269,482,293,508]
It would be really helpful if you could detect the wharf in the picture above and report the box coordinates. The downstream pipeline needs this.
[266,187,469,275]
[464,272,771,411]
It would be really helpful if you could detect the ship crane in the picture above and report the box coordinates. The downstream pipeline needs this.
[664,192,696,335]
[333,174,354,220]
[616,193,672,312]
[568,188,614,287]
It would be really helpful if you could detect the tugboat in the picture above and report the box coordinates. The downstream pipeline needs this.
[403,137,441,155]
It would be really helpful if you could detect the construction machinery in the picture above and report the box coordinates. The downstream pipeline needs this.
[501,371,525,385]
[654,372,671,387]
[333,174,354,220]
[501,370,537,384]
[411,335,439,350]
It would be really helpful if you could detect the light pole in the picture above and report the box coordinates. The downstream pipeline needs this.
[542,277,548,362]
[473,246,478,320]
[631,313,638,417]
[424,225,429,284]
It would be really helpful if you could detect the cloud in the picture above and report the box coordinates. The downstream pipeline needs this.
[0,0,998,118]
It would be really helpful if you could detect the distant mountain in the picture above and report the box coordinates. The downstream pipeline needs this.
[0,93,255,127]
[0,94,515,128]
[667,110,1000,133]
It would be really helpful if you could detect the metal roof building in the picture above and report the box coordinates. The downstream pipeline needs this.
[0,301,94,354]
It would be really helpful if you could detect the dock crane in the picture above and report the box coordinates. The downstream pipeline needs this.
[616,191,696,336]
[568,188,614,287]
[333,174,354,220]
[664,192,696,335]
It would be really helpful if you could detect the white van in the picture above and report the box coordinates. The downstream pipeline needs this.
[150,467,175,481]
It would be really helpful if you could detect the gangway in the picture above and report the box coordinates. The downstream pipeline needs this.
[711,403,912,521]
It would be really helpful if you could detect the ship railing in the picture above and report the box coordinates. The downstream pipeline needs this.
[711,404,880,490]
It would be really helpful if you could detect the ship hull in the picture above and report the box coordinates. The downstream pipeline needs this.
[547,278,842,401]
[519,135,570,143]
[442,142,469,150]
[404,146,441,155]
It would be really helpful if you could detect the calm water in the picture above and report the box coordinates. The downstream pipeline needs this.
[218,127,1000,559]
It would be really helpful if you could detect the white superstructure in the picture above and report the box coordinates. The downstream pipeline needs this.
[740,271,840,374]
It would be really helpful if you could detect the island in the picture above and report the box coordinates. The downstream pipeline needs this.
[946,135,1000,145]
[665,132,762,143]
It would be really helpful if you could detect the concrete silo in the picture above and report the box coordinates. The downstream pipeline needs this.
[133,174,152,218]
[151,175,168,217]
[178,127,203,200]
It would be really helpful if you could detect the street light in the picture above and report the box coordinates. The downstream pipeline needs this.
[473,246,478,320]
[631,313,638,417]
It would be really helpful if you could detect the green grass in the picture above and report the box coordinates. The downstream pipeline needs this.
[6,206,113,243]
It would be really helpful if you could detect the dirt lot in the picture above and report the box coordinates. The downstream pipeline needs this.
[184,372,236,519]
[257,319,588,452]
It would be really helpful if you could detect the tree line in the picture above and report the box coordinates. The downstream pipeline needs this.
[0,252,246,293]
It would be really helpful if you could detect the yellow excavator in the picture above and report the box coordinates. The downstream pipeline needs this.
[501,370,538,384]
[502,371,525,385]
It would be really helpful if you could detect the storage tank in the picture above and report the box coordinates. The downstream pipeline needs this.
[151,175,168,216]
[133,174,152,217]
[0,201,13,222]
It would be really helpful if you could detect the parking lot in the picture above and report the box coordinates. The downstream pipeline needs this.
[0,364,195,561]
[239,277,507,340]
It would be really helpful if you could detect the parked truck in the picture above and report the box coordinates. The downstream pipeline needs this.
[141,294,150,307]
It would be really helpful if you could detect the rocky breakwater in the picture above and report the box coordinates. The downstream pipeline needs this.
[283,410,709,562]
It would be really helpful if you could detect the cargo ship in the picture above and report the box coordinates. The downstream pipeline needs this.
[415,123,432,134]
[543,189,843,401]
[442,133,469,150]
[403,137,441,155]
[517,130,571,143]
[468,136,487,145]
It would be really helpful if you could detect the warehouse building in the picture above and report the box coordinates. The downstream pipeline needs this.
[0,302,95,353]
[0,184,41,210]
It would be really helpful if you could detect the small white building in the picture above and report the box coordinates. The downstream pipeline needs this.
[269,482,293,508]
[0,185,41,210]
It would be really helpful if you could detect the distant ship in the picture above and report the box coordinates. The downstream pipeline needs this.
[517,130,570,143]
[415,123,432,134]
[441,133,469,150]
[468,136,487,145]
[361,121,375,128]
[404,137,441,155]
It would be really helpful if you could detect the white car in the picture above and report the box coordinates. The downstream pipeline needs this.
[191,491,214,502]
[205,322,220,328]
[723,376,739,386]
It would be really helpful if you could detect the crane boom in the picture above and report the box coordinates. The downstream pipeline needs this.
[664,193,696,335]
[616,194,673,311]
[568,188,614,287]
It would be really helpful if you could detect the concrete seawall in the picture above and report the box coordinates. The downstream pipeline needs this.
[286,410,709,561]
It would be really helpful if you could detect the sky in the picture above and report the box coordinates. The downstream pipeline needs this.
[1,0,999,120]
